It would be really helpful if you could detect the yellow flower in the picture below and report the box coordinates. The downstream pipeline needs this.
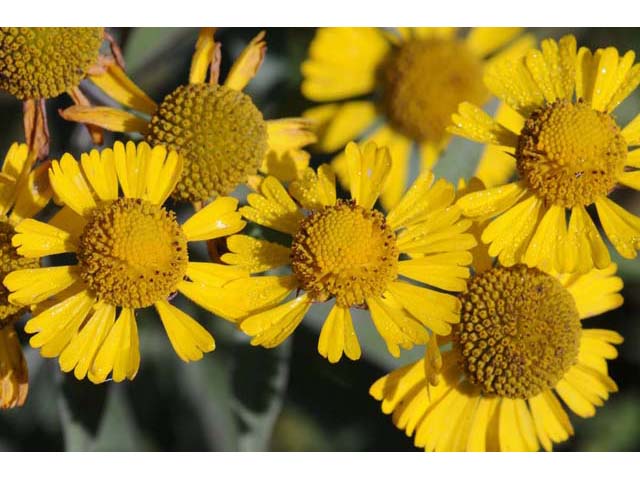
[451,34,640,273]
[371,261,624,451]
[61,28,316,205]
[0,27,141,154]
[3,141,247,384]
[222,141,475,362]
[0,143,53,408]
[301,27,533,209]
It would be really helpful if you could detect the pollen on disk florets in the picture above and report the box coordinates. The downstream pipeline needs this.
[0,27,103,100]
[517,99,627,208]
[454,265,581,399]
[0,219,39,328]
[291,200,398,307]
[146,83,269,203]
[77,198,188,309]
[381,38,487,142]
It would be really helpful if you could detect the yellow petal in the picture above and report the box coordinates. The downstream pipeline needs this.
[562,264,624,319]
[529,390,573,451]
[221,234,290,274]
[466,27,523,58]
[449,102,519,147]
[26,289,95,357]
[523,205,567,273]
[9,160,53,223]
[0,326,29,409]
[555,378,596,418]
[346,141,391,210]
[12,218,77,257]
[456,181,525,219]
[386,281,460,336]
[240,294,311,348]
[59,106,149,133]
[219,275,298,317]
[182,196,245,241]
[595,197,640,259]
[89,63,157,115]
[1,142,30,180]
[288,165,336,211]
[618,170,640,191]
[606,54,640,112]
[80,148,118,202]
[266,118,317,154]
[386,171,435,229]
[90,308,140,383]
[59,303,116,381]
[177,280,248,322]
[156,300,214,362]
[566,205,611,272]
[399,253,472,292]
[591,47,622,111]
[367,295,429,357]
[622,113,640,145]
[114,141,149,199]
[189,27,217,85]
[301,27,389,102]
[144,146,183,205]
[484,57,545,117]
[498,398,528,451]
[185,261,249,287]
[306,101,377,153]
[483,195,543,267]
[48,153,96,217]
[241,176,303,235]
[225,31,267,91]
[5,266,79,306]
[317,304,361,363]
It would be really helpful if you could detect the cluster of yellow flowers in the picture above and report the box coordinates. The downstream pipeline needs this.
[0,27,638,452]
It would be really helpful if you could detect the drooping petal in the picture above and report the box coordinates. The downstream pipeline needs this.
[58,303,116,381]
[89,62,157,115]
[59,106,149,133]
[0,326,29,409]
[90,308,140,383]
[9,160,53,223]
[317,304,361,363]
[156,300,215,362]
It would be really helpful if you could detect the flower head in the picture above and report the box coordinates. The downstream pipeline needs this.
[451,34,640,273]
[61,29,316,204]
[302,27,533,209]
[222,141,476,362]
[0,143,52,408]
[371,261,624,451]
[3,141,247,383]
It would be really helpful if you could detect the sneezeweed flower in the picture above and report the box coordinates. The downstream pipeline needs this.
[222,141,475,362]
[3,141,248,383]
[0,27,140,154]
[301,27,533,209]
[61,28,316,205]
[451,34,640,273]
[0,143,52,408]
[371,261,624,451]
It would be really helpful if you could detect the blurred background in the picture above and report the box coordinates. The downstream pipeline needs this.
[0,27,639,452]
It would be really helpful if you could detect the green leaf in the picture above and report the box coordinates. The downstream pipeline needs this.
[231,336,292,451]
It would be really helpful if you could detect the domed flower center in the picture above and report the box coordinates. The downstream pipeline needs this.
[77,198,188,309]
[0,219,39,328]
[0,27,103,100]
[290,200,398,307]
[454,265,581,399]
[146,83,269,203]
[381,38,487,142]
[517,99,627,207]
